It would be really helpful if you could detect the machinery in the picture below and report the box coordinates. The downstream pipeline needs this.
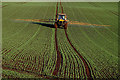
[54,13,68,29]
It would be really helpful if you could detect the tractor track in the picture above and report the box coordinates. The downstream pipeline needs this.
[53,1,94,79]
[52,26,62,76]
[60,1,64,13]
[52,2,63,76]
[60,2,93,79]
[58,31,78,78]
[64,29,92,79]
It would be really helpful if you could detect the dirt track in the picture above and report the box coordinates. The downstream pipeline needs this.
[52,2,63,76]
[53,1,96,79]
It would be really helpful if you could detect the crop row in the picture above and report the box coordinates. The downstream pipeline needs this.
[2,3,57,78]
[2,2,119,79]
[62,2,118,78]
[57,29,87,79]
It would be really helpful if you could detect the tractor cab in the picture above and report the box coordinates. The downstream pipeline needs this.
[57,13,66,21]
[58,14,65,20]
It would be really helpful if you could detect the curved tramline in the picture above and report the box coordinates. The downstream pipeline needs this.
[2,2,118,79]
[60,2,94,79]
[64,2,118,79]
[52,2,63,76]
[52,28,62,76]
[57,29,85,78]
[64,29,93,79]
[52,1,95,79]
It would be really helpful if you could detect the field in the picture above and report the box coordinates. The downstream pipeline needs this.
[2,2,119,79]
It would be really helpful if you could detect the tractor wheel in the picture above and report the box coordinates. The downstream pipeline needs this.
[64,23,68,29]
[54,23,57,29]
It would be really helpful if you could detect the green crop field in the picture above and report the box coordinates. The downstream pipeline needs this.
[2,2,119,79]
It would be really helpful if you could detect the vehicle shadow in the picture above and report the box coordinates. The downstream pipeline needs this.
[32,22,55,28]
[32,22,64,29]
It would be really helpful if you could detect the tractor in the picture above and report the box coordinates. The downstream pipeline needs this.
[54,13,68,29]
